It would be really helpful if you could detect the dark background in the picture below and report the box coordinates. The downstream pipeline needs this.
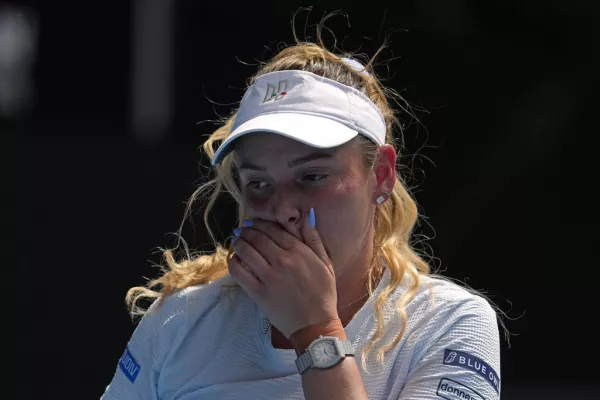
[13,0,598,398]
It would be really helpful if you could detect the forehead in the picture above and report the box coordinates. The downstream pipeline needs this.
[233,132,361,166]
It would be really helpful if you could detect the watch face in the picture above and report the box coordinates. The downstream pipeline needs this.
[311,340,340,367]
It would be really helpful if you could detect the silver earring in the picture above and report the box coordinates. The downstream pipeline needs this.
[376,192,390,205]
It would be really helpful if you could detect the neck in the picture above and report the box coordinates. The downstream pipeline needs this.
[334,229,379,325]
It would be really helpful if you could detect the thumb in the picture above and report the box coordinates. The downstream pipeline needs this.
[301,208,330,263]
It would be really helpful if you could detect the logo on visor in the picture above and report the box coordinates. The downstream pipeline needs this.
[262,80,288,103]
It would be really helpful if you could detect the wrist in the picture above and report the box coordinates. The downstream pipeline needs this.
[290,318,346,356]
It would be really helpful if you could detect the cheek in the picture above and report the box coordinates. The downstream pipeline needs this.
[321,174,367,208]
[242,192,270,214]
[317,193,373,270]
[315,177,370,236]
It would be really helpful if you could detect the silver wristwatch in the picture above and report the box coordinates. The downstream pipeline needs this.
[295,335,355,375]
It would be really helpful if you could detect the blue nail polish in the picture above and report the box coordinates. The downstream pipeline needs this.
[233,227,243,236]
[309,208,316,228]
[242,219,253,227]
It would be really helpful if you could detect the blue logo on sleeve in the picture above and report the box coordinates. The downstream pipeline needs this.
[118,347,141,383]
[443,349,499,394]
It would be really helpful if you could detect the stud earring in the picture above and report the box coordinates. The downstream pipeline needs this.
[376,191,391,205]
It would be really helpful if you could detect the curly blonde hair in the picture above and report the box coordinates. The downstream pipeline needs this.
[126,21,432,370]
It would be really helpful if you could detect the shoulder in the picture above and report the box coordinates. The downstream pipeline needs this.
[101,274,241,399]
[410,274,497,323]
[392,275,502,398]
[390,273,500,365]
[378,270,498,338]
[128,274,239,355]
[377,270,500,357]
[143,274,238,332]
[406,276,501,376]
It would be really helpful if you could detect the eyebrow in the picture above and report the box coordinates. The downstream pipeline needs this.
[238,151,334,171]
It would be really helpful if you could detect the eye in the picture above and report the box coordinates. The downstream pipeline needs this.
[246,180,270,191]
[302,174,328,184]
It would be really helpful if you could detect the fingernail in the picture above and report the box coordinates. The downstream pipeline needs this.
[232,236,238,244]
[233,227,243,236]
[309,208,316,228]
[242,219,253,227]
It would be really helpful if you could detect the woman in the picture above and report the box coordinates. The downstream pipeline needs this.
[101,38,501,400]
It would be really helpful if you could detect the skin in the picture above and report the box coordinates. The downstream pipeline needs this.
[228,132,396,399]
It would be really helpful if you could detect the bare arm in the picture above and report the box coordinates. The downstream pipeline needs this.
[302,357,368,399]
[292,319,369,400]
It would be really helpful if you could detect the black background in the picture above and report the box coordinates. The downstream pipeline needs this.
[14,1,599,398]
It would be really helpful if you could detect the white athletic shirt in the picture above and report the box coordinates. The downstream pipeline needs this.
[101,268,501,400]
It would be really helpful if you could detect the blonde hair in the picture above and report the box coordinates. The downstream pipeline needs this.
[126,21,433,370]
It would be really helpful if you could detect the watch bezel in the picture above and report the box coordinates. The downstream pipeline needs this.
[307,336,344,369]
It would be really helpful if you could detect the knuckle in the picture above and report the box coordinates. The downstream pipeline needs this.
[307,235,321,245]
[276,255,294,269]
[291,241,305,253]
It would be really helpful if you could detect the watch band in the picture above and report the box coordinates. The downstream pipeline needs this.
[295,338,355,375]
[295,349,312,375]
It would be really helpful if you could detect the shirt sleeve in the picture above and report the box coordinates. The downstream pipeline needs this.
[398,295,501,400]
[100,292,189,400]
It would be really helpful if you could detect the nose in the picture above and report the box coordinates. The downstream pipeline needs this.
[271,186,303,235]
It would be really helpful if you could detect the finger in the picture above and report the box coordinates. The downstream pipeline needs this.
[237,224,289,267]
[300,207,330,264]
[243,218,297,251]
[228,254,262,294]
[232,235,272,282]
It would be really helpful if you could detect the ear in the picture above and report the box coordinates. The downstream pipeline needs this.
[372,145,396,204]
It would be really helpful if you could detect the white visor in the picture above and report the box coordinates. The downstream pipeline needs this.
[211,70,386,165]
